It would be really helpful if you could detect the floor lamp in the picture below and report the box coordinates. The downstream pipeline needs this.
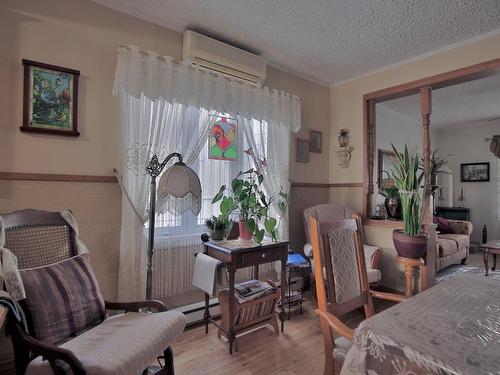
[145,153,201,300]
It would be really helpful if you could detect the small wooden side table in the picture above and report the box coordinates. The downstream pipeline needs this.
[395,256,427,297]
[202,239,288,354]
[480,240,500,276]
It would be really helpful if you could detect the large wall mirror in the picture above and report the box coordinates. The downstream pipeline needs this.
[372,93,423,220]
[363,58,500,286]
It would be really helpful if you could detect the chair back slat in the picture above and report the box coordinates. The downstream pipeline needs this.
[303,203,355,243]
[2,209,77,269]
[310,214,374,318]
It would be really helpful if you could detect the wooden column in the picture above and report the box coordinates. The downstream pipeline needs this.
[420,87,435,289]
[365,100,376,218]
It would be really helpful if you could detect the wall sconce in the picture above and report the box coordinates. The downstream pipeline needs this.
[336,129,353,168]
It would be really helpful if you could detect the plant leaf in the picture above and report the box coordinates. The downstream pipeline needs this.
[264,218,277,233]
[245,218,256,233]
[254,228,265,244]
[212,185,226,203]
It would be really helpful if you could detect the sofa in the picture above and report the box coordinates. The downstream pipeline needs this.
[435,219,473,271]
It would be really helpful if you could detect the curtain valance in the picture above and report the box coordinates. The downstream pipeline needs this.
[112,46,301,133]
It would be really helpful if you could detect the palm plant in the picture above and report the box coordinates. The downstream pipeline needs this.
[390,144,427,236]
[419,149,452,186]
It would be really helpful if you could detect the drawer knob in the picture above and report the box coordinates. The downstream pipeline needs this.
[261,253,267,258]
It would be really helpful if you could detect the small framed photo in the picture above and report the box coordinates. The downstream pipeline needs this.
[21,59,80,137]
[378,149,397,188]
[460,162,490,182]
[309,130,322,153]
[296,138,309,162]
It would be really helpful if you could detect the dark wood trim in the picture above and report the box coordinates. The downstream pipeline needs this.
[363,57,500,102]
[21,59,80,137]
[291,182,363,188]
[0,172,117,183]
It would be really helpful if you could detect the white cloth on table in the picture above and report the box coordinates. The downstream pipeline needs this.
[192,253,222,296]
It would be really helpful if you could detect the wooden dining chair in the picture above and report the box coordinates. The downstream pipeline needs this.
[309,214,406,375]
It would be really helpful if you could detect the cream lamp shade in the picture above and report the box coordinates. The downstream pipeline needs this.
[155,161,202,216]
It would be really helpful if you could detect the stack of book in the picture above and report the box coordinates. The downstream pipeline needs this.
[234,280,275,303]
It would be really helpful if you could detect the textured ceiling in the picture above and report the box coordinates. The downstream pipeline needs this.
[91,0,500,85]
[379,73,500,129]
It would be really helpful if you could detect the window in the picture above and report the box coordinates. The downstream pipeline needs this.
[153,110,268,237]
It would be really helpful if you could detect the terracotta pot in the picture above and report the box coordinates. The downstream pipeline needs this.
[238,220,253,241]
[392,230,428,258]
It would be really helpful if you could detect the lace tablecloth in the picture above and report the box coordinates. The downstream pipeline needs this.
[341,272,500,375]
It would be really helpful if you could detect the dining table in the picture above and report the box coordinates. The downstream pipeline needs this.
[340,271,500,375]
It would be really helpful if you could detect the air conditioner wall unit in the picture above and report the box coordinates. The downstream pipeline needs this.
[182,30,266,85]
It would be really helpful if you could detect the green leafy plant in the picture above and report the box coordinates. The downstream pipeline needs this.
[390,144,427,236]
[212,169,288,244]
[204,215,229,231]
[378,185,400,199]
[419,149,452,185]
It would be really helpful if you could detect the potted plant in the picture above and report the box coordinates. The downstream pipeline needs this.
[390,144,428,258]
[205,215,231,241]
[212,169,288,244]
[379,185,401,220]
[420,149,452,194]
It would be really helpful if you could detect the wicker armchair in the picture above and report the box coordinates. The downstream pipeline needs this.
[1,209,185,375]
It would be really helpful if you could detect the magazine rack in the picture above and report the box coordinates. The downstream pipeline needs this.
[218,280,280,351]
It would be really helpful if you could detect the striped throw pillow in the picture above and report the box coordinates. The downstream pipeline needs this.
[20,253,106,345]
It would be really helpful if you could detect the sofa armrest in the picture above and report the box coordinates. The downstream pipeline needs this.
[303,242,313,258]
[363,245,383,269]
[447,220,473,236]
[8,315,85,375]
[105,300,167,312]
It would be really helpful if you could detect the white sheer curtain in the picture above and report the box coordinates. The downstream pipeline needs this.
[113,46,300,302]
[239,116,291,240]
[117,94,217,301]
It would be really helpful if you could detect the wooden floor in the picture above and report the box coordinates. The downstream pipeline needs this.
[171,296,393,375]
[172,300,326,375]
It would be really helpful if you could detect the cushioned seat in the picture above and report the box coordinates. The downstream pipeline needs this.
[367,268,381,284]
[439,234,469,254]
[333,336,352,362]
[437,238,458,257]
[27,311,186,375]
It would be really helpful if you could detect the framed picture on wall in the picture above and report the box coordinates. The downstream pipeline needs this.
[21,59,80,137]
[460,162,490,182]
[309,130,322,153]
[296,138,309,162]
[208,115,238,161]
[378,149,397,188]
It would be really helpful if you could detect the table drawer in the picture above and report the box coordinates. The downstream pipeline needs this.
[240,248,282,266]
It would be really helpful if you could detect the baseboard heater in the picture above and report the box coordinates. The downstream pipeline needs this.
[172,297,220,327]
